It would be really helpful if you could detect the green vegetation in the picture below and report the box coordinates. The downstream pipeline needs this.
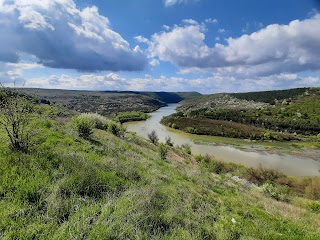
[148,130,159,145]
[17,88,201,117]
[0,90,37,152]
[163,88,320,141]
[115,111,150,123]
[201,94,320,135]
[165,136,174,146]
[158,143,169,160]
[1,88,320,239]
[138,91,201,103]
[72,113,125,139]
[230,87,309,103]
[72,114,96,139]
[161,115,296,141]
[195,154,320,201]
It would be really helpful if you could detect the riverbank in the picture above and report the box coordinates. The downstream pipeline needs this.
[125,104,320,177]
[165,127,320,161]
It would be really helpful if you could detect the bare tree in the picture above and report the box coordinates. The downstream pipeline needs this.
[165,136,173,146]
[147,130,159,145]
[0,87,35,152]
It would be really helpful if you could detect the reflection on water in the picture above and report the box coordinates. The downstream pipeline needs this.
[124,104,320,177]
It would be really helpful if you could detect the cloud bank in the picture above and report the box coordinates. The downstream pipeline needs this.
[0,0,147,71]
[148,14,320,77]
[24,72,320,94]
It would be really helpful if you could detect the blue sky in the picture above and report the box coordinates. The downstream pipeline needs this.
[0,0,320,93]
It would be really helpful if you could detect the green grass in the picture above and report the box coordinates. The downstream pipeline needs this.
[0,103,320,239]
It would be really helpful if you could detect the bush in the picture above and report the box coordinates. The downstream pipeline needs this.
[148,130,159,145]
[0,89,37,152]
[180,143,191,154]
[305,177,320,200]
[107,121,124,137]
[158,143,168,160]
[308,201,320,213]
[165,136,173,146]
[85,113,107,129]
[245,165,284,185]
[72,114,95,139]
[256,182,289,201]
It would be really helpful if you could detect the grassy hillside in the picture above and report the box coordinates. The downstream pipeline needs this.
[1,89,320,239]
[166,88,320,140]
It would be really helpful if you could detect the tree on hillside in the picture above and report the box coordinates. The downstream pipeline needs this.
[0,87,36,152]
[148,130,159,145]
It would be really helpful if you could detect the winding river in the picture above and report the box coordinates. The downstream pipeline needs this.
[124,104,320,177]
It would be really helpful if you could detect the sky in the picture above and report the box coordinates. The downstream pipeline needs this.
[0,0,320,94]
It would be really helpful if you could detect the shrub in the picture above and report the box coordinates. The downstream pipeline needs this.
[245,165,284,185]
[86,113,107,129]
[186,127,196,133]
[305,177,320,200]
[165,136,173,146]
[158,143,168,160]
[107,121,124,137]
[0,89,36,152]
[204,159,225,174]
[256,182,289,201]
[72,114,95,139]
[148,130,159,145]
[308,201,320,213]
[181,143,191,155]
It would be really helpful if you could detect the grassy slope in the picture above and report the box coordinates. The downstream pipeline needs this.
[0,108,320,239]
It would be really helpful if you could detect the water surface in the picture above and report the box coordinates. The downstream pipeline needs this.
[125,104,320,177]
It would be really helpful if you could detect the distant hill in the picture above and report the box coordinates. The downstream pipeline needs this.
[104,91,202,103]
[140,91,202,103]
[230,88,310,103]
[166,87,320,139]
[17,88,201,116]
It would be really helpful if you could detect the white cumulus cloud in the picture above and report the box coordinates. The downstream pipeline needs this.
[148,15,320,77]
[0,0,147,71]
[205,18,218,24]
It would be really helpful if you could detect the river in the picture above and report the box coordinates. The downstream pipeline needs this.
[124,104,320,177]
